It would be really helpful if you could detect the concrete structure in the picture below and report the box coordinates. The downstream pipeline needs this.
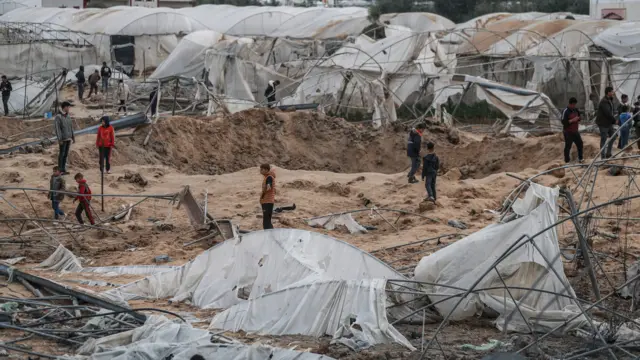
[590,0,640,20]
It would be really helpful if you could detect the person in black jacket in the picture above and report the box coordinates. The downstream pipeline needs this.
[0,75,11,116]
[264,80,280,107]
[76,66,86,101]
[100,62,111,93]
[422,142,439,202]
[406,123,425,184]
[561,97,583,163]
[595,86,617,158]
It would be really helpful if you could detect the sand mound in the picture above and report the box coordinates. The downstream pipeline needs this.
[62,109,599,180]
[106,109,410,175]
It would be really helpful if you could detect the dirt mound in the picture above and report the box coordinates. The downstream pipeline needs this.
[0,117,96,145]
[438,134,600,178]
[111,109,410,175]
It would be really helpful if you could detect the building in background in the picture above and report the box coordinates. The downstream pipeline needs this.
[590,0,640,20]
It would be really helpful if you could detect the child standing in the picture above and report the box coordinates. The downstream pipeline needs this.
[73,173,95,225]
[49,166,66,220]
[421,142,439,202]
[619,105,632,149]
[96,115,115,174]
[259,164,276,230]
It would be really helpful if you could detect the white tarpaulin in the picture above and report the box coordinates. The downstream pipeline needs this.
[63,315,334,360]
[103,229,412,349]
[414,183,587,333]
[211,278,414,350]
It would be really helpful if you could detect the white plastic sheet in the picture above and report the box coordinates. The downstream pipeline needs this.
[211,279,415,350]
[64,315,334,360]
[414,183,587,333]
[104,229,412,349]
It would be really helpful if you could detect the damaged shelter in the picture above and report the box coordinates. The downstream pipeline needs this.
[102,229,415,350]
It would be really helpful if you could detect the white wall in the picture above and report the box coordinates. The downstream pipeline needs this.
[591,0,640,20]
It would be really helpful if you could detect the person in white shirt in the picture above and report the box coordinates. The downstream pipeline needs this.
[116,79,130,116]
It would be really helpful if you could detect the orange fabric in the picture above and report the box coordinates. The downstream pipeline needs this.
[96,125,115,148]
[260,170,276,204]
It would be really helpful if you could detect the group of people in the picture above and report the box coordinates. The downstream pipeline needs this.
[75,62,131,116]
[563,87,640,164]
[407,123,440,202]
[50,100,115,226]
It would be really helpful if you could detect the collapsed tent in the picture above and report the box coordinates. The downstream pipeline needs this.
[413,183,587,333]
[61,315,334,360]
[103,229,413,349]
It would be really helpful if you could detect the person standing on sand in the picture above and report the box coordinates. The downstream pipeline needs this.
[49,166,66,220]
[421,142,439,202]
[100,61,111,93]
[96,115,115,174]
[561,97,584,164]
[259,164,276,230]
[87,70,101,98]
[406,123,425,184]
[0,75,12,116]
[76,66,86,101]
[116,79,130,116]
[595,86,617,159]
[73,173,95,225]
[54,101,74,175]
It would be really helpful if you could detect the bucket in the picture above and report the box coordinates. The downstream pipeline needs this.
[44,112,52,119]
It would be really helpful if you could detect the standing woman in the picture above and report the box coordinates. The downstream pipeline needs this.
[96,115,115,174]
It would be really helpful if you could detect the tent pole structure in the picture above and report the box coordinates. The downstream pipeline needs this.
[23,41,31,119]
[172,78,178,116]
[562,188,601,301]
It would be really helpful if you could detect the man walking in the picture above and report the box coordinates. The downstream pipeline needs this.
[100,62,111,93]
[76,66,86,101]
[87,70,101,98]
[54,101,74,174]
[596,86,617,159]
[0,75,11,116]
[561,97,584,163]
[259,164,276,230]
[407,123,425,184]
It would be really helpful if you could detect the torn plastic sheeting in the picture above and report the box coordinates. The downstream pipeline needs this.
[104,229,405,310]
[210,278,415,351]
[36,245,177,276]
[307,213,367,234]
[64,315,334,360]
[36,244,83,272]
[81,265,180,276]
[414,183,587,333]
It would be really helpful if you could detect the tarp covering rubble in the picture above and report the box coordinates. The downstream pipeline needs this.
[102,229,414,349]
[61,315,335,360]
[414,183,587,333]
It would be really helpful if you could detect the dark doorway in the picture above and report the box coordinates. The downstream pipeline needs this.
[110,35,135,76]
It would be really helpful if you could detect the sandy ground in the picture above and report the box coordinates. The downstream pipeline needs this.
[0,109,639,359]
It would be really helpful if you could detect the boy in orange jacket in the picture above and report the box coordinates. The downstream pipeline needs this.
[96,115,115,174]
[73,173,95,225]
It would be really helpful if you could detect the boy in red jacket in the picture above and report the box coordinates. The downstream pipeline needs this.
[96,115,115,174]
[73,173,95,225]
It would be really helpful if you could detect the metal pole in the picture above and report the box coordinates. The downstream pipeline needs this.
[143,50,146,83]
[101,167,104,212]
[23,42,31,119]
[171,78,178,116]
[562,189,601,301]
